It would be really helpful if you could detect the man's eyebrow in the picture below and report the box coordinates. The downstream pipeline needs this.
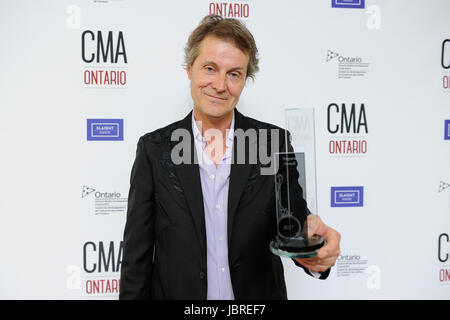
[203,61,245,72]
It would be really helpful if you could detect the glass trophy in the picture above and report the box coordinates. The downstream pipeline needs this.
[269,152,325,258]
[269,108,324,258]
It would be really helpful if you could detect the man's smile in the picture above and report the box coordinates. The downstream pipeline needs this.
[204,93,228,101]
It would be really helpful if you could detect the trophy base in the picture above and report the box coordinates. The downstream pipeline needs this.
[269,235,325,258]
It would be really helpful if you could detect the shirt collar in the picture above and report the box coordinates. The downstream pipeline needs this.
[191,110,235,147]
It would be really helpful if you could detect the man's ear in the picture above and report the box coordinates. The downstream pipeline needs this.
[186,64,192,80]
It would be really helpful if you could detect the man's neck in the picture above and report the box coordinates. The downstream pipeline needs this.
[192,108,234,138]
[193,108,234,166]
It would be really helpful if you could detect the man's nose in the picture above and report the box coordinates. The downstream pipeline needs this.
[212,73,227,92]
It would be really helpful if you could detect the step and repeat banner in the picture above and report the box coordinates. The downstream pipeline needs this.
[0,0,449,299]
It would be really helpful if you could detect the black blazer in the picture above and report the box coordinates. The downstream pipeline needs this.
[119,109,329,300]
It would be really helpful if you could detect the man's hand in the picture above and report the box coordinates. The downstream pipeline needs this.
[295,214,341,273]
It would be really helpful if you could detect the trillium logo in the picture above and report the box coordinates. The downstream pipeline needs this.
[438,181,450,209]
[326,50,339,62]
[82,185,96,198]
[439,181,450,193]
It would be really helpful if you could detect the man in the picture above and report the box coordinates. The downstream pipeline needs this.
[119,15,341,300]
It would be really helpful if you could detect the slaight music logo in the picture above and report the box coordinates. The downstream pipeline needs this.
[209,0,250,19]
[331,186,364,207]
[86,119,124,141]
[81,30,128,88]
[444,120,450,140]
[327,103,368,157]
[326,49,370,79]
[331,0,365,9]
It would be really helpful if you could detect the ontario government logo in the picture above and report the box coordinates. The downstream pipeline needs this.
[326,49,370,79]
[438,181,450,208]
[439,181,450,194]
[81,185,127,215]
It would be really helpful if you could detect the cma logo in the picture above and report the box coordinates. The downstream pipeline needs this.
[438,233,449,262]
[81,30,127,64]
[287,114,310,132]
[83,241,123,273]
[286,112,312,143]
[327,103,368,134]
[442,40,450,69]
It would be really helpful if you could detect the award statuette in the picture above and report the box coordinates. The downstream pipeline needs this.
[269,152,325,258]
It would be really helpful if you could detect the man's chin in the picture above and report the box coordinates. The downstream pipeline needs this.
[200,107,233,119]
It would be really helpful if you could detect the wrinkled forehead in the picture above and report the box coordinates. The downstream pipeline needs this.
[195,35,249,69]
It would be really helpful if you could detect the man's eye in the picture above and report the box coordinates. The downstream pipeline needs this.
[205,67,215,72]
[230,72,240,79]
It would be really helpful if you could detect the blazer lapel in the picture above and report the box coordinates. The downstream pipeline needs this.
[227,109,254,244]
[171,109,256,255]
[173,111,207,259]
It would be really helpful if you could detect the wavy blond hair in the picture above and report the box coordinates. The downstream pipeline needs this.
[184,15,259,80]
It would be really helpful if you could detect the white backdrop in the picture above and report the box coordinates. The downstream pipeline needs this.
[0,0,449,299]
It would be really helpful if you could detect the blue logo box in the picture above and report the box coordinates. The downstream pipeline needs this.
[87,119,123,141]
[445,120,450,140]
[331,186,364,207]
[332,0,365,9]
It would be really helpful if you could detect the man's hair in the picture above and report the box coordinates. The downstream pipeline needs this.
[184,14,259,80]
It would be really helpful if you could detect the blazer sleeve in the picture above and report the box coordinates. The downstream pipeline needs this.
[119,136,156,299]
[283,130,332,279]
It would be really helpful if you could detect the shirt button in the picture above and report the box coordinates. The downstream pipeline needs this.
[209,174,215,180]
[215,204,221,210]
[219,236,223,241]
[221,268,225,273]
[199,272,205,279]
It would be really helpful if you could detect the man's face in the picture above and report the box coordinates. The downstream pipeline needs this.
[187,35,249,119]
